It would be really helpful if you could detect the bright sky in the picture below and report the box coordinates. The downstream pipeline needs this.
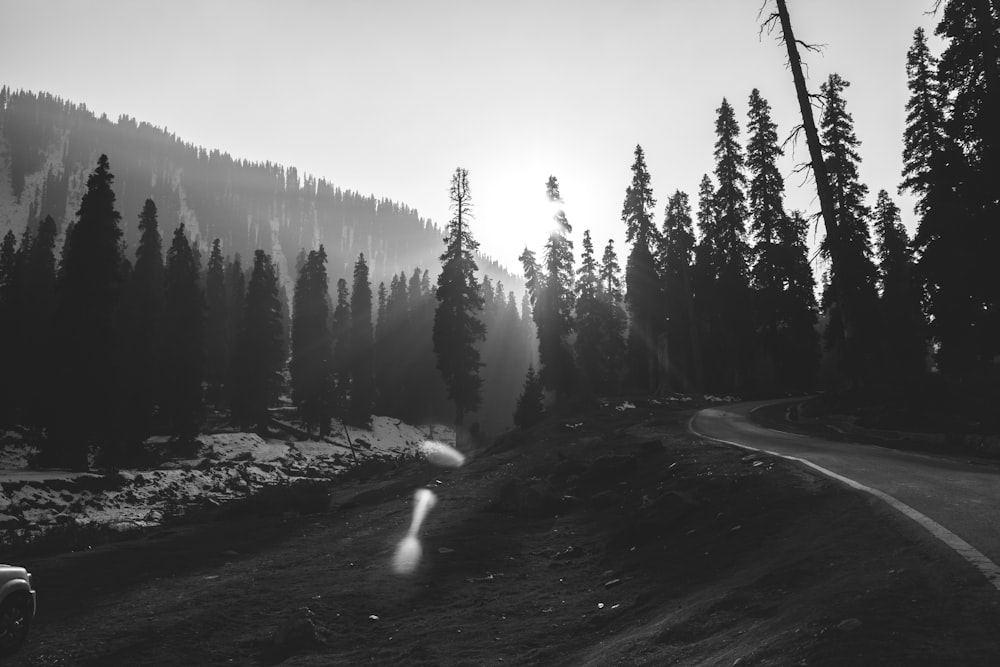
[0,0,943,275]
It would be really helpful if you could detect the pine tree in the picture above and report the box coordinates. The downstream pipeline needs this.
[231,250,284,431]
[374,279,389,413]
[658,191,701,392]
[819,73,880,386]
[774,210,820,393]
[16,215,58,427]
[513,365,544,429]
[574,230,603,392]
[710,98,754,393]
[599,239,623,300]
[50,154,126,469]
[330,277,352,419]
[872,190,926,383]
[204,239,228,406]
[912,9,1000,378]
[348,253,375,427]
[0,231,17,426]
[622,145,663,392]
[534,176,576,397]
[746,89,819,392]
[693,174,723,391]
[575,230,622,394]
[224,253,246,408]
[160,224,205,441]
[433,167,486,430]
[290,246,335,434]
[121,199,164,445]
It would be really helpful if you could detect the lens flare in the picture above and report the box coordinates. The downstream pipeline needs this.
[392,488,438,575]
[419,440,466,468]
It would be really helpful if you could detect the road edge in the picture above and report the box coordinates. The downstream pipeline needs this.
[688,408,1000,593]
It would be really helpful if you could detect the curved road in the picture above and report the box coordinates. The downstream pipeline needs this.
[690,399,1000,591]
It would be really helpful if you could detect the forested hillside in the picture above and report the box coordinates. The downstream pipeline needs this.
[0,89,532,443]
[0,87,520,292]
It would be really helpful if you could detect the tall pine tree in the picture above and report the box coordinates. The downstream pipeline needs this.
[160,224,205,441]
[348,253,375,427]
[231,250,284,431]
[621,145,663,392]
[433,167,486,431]
[204,239,228,406]
[819,73,879,387]
[291,246,335,434]
[658,191,701,392]
[872,190,926,384]
[746,89,819,392]
[121,200,165,446]
[535,176,576,397]
[50,155,126,469]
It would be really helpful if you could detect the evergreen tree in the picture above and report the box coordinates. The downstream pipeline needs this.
[16,215,57,427]
[819,73,880,386]
[711,97,754,393]
[433,167,486,429]
[773,211,821,393]
[872,190,926,383]
[204,239,228,406]
[513,365,544,429]
[348,253,375,427]
[622,145,663,392]
[599,239,623,300]
[658,191,701,392]
[534,176,576,397]
[746,89,819,392]
[330,277,352,419]
[224,253,246,407]
[0,231,17,426]
[290,246,335,434]
[50,154,126,469]
[122,199,164,445]
[160,224,205,441]
[518,247,542,306]
[908,13,998,378]
[231,250,284,431]
[575,230,622,394]
[693,174,723,390]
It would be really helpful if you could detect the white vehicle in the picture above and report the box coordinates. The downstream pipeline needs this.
[0,564,35,657]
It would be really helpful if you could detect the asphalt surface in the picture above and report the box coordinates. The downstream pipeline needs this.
[691,399,1000,587]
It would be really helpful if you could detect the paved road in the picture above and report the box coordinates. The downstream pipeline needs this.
[690,399,1000,589]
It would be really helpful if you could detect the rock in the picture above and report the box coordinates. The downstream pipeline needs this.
[837,618,862,632]
[553,545,583,560]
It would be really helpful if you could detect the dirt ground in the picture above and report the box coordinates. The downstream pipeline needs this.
[8,399,1000,666]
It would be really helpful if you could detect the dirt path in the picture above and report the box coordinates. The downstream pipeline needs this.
[9,400,1000,665]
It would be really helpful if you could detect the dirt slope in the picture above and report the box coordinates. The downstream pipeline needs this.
[9,399,1000,666]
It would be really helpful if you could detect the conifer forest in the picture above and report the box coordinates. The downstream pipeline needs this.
[1,1,1000,664]
[0,0,998,468]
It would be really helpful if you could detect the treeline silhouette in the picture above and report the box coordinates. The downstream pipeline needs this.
[0,155,535,468]
[511,7,998,431]
[0,86,520,293]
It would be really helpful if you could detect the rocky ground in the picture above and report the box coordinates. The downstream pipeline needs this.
[5,398,1000,665]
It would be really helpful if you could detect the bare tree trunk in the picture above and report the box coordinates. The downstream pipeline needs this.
[772,0,861,379]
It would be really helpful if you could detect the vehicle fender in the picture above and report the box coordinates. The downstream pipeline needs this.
[0,579,31,603]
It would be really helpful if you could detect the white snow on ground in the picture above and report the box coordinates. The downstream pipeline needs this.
[0,417,455,542]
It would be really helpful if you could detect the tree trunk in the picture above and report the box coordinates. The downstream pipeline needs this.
[773,0,862,382]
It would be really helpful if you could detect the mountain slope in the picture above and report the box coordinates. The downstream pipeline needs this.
[0,87,522,292]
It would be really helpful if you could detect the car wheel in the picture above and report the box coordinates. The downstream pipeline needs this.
[0,594,31,657]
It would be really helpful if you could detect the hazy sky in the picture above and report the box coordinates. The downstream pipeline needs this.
[1,0,943,274]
